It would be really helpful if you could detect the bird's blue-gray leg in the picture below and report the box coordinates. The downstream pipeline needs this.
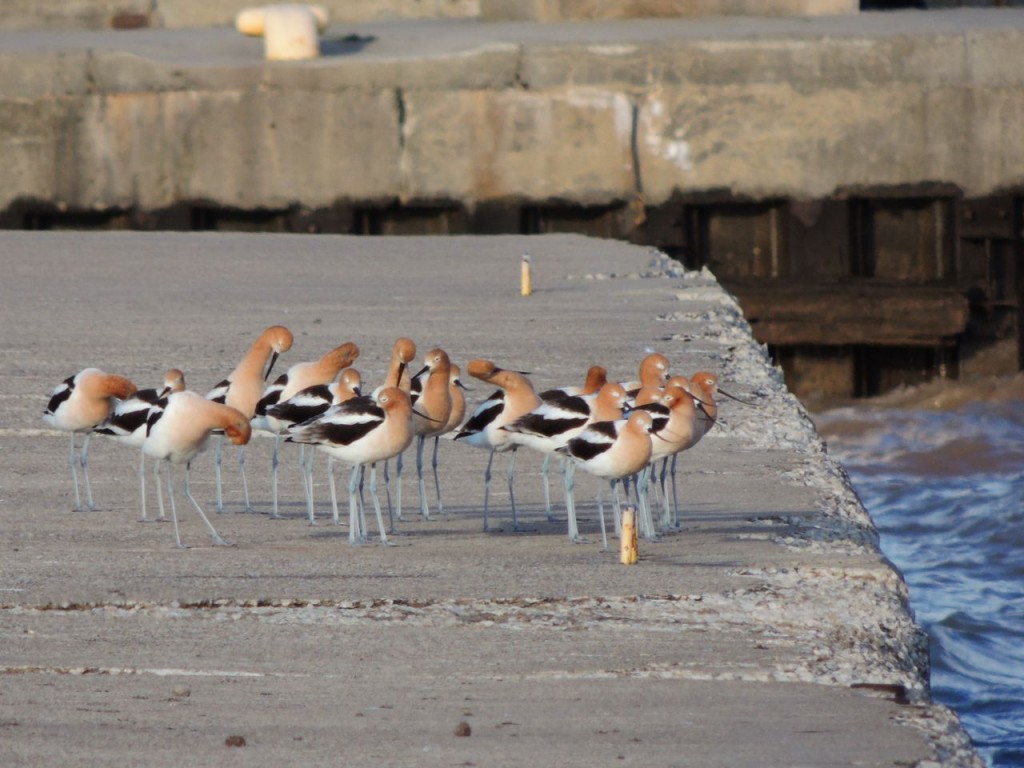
[382,458,394,524]
[270,434,282,519]
[432,435,444,515]
[348,464,364,545]
[645,460,662,522]
[384,463,400,534]
[634,462,651,524]
[185,461,232,547]
[658,458,672,527]
[506,448,520,530]
[416,435,431,521]
[302,447,317,525]
[636,465,649,534]
[153,459,167,523]
[358,466,368,539]
[299,445,312,520]
[611,478,623,537]
[563,460,584,543]
[213,435,225,513]
[166,464,183,548]
[67,431,83,512]
[541,453,555,522]
[238,445,252,513]
[482,448,495,532]
[369,463,390,545]
[633,468,649,539]
[597,484,608,552]
[357,463,367,523]
[164,460,174,521]
[395,452,404,522]
[80,432,95,510]
[635,470,658,541]
[327,457,341,526]
[670,453,681,528]
[137,447,148,521]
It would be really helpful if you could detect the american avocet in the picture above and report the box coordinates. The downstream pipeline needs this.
[207,325,293,513]
[143,391,251,548]
[690,371,732,439]
[502,381,628,541]
[383,337,417,520]
[621,352,670,399]
[408,348,453,521]
[265,369,362,524]
[386,337,417,392]
[413,363,468,519]
[286,386,415,545]
[454,359,541,532]
[530,365,609,519]
[636,382,700,532]
[94,368,186,521]
[537,365,608,401]
[43,368,138,511]
[557,410,655,551]
[666,370,758,525]
[252,341,359,518]
[444,364,468,437]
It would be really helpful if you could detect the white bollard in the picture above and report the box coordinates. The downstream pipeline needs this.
[236,4,329,61]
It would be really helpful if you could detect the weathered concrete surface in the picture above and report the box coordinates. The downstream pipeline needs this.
[0,232,980,765]
[1,10,1023,216]
[0,0,854,31]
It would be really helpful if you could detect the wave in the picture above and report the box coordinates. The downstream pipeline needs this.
[812,384,1024,768]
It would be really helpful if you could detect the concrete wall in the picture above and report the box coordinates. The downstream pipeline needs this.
[0,0,853,31]
[481,0,857,21]
[0,1,481,30]
[1,12,1023,214]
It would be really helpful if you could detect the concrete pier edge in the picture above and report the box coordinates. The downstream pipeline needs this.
[0,231,982,766]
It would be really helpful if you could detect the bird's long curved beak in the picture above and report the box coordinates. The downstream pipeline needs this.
[697,402,718,427]
[718,387,760,406]
[265,351,280,382]
[412,407,443,423]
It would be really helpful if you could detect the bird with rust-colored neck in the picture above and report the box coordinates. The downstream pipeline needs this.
[454,359,541,532]
[287,386,416,546]
[407,348,454,521]
[44,367,137,512]
[94,368,186,522]
[252,340,359,518]
[145,392,251,548]
[558,410,655,551]
[206,325,293,514]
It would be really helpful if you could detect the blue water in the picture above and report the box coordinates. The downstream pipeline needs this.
[815,400,1024,768]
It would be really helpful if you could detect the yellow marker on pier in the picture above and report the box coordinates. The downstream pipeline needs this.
[620,506,639,564]
[521,254,532,296]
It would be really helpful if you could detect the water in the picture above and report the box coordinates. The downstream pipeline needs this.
[814,387,1024,768]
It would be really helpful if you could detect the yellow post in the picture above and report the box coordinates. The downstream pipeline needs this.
[520,254,532,296]
[620,505,638,564]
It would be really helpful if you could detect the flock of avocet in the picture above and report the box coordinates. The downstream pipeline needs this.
[43,325,748,549]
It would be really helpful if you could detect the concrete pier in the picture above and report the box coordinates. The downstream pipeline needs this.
[0,232,980,765]
[1,10,1024,213]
